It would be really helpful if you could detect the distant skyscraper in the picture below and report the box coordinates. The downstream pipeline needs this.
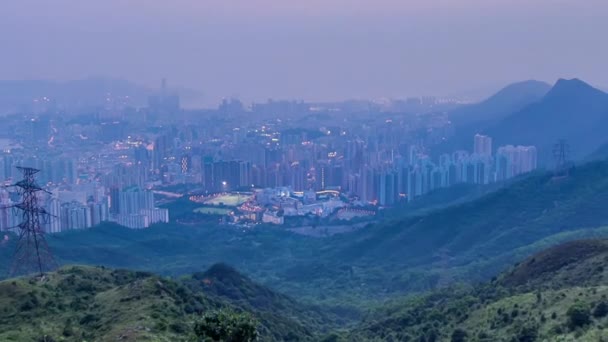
[496,145,538,178]
[60,201,92,231]
[474,134,493,157]
[148,79,180,114]
[118,188,154,215]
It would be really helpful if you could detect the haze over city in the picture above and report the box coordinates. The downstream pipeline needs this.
[2,0,607,104]
[3,1,608,341]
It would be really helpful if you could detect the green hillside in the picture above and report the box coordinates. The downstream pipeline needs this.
[344,239,608,341]
[5,159,608,305]
[182,263,351,340]
[324,160,608,290]
[0,266,202,341]
[0,264,335,342]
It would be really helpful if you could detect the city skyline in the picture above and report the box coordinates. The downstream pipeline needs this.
[1,1,607,104]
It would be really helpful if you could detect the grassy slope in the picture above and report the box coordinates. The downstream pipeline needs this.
[0,264,335,342]
[0,266,201,342]
[346,239,608,341]
[183,263,351,340]
[325,161,608,286]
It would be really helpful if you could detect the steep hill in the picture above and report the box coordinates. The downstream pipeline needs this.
[345,239,608,342]
[0,266,202,341]
[499,239,608,289]
[183,263,349,340]
[450,80,551,128]
[486,78,608,164]
[0,264,330,342]
[326,160,608,289]
[438,80,550,153]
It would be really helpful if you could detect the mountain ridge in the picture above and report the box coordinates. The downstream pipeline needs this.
[345,238,608,341]
[485,78,608,163]
[0,263,336,341]
[449,79,551,127]
[438,79,551,154]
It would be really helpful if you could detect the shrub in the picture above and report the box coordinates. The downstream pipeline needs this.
[567,302,591,329]
[517,323,538,342]
[193,310,259,342]
[170,322,188,334]
[451,328,468,342]
[593,301,608,318]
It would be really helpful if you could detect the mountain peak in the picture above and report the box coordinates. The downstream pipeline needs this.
[196,263,259,291]
[447,79,551,128]
[203,263,245,282]
[486,79,551,103]
[499,79,551,92]
[545,78,605,99]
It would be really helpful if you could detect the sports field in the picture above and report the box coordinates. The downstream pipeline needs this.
[194,207,232,215]
[203,193,252,207]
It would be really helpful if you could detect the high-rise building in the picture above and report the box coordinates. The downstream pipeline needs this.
[474,134,493,157]
[89,200,109,226]
[148,79,181,114]
[116,214,149,229]
[140,208,169,225]
[60,201,92,231]
[496,145,538,178]
[118,188,154,215]
[46,196,62,233]
[0,189,18,231]
[109,187,121,214]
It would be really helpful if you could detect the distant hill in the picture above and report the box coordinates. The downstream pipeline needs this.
[345,239,608,341]
[327,159,608,289]
[485,78,608,164]
[0,78,156,112]
[436,80,550,154]
[450,80,551,128]
[0,264,331,341]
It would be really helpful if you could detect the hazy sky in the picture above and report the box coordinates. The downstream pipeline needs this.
[1,0,607,104]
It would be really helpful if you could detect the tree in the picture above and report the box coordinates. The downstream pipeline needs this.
[593,301,608,318]
[193,310,259,342]
[517,323,538,342]
[451,328,468,342]
[566,302,591,329]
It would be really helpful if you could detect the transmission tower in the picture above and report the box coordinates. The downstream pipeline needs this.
[5,167,55,277]
[553,139,570,178]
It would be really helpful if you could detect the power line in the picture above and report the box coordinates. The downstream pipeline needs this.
[3,167,56,277]
[553,139,570,178]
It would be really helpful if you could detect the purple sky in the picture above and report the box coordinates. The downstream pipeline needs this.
[1,0,607,104]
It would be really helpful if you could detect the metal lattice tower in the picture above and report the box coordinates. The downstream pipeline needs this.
[553,139,570,177]
[7,167,55,277]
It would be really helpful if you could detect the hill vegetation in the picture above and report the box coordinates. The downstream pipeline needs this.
[5,160,608,340]
[6,238,608,341]
[322,159,608,292]
[343,239,608,341]
[0,264,339,341]
[5,159,608,306]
